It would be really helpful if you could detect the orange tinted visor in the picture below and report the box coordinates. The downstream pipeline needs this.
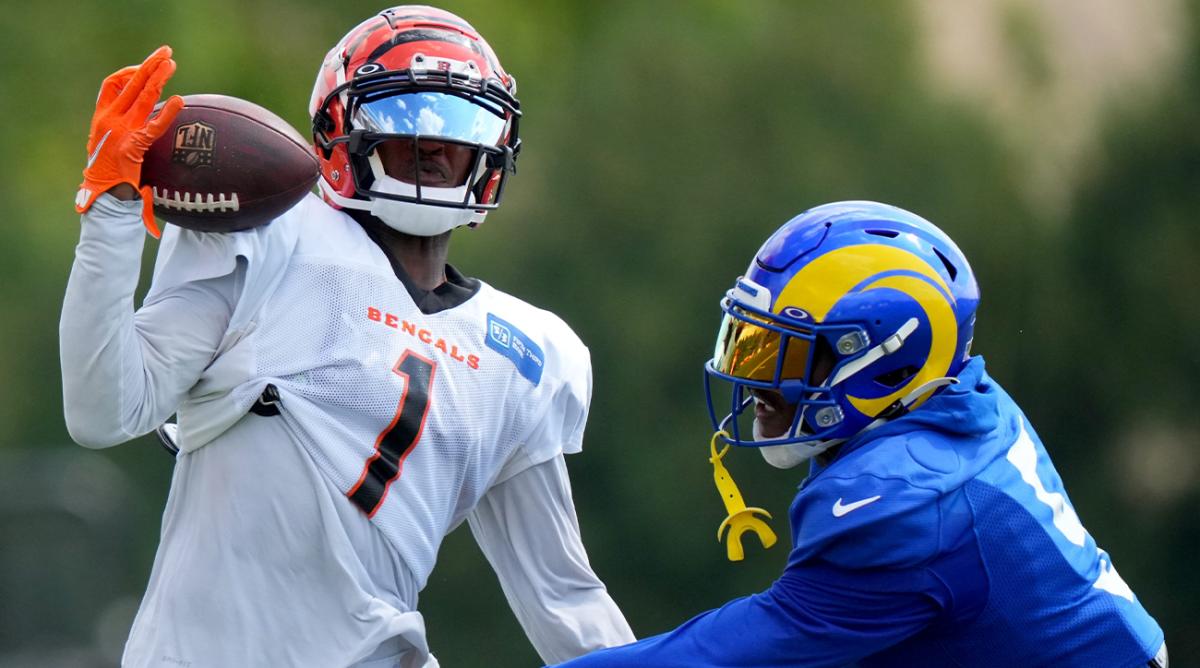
[712,308,812,382]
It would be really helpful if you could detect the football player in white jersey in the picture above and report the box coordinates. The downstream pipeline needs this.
[61,7,634,667]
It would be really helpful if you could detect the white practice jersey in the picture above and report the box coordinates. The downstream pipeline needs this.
[60,194,633,667]
[157,194,590,586]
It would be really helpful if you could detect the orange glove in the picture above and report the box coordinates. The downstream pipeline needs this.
[75,45,184,237]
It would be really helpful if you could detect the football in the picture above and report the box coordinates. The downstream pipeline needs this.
[141,94,319,232]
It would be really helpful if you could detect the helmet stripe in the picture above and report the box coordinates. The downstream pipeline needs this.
[776,244,950,321]
[366,28,482,64]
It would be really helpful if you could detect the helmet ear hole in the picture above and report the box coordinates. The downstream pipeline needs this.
[874,365,919,388]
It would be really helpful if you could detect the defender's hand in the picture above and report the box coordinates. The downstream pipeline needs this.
[75,45,184,237]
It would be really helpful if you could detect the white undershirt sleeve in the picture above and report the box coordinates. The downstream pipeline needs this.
[60,193,237,448]
[467,454,635,664]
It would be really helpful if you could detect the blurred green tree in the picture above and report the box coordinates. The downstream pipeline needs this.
[0,0,1195,665]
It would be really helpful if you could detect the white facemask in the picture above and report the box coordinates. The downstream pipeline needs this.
[368,174,482,236]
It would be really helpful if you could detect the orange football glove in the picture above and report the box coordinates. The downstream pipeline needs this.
[75,45,185,237]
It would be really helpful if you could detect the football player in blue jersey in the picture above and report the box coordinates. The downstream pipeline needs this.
[551,201,1167,668]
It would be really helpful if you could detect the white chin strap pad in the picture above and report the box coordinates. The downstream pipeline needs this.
[758,443,817,469]
[753,420,840,469]
[365,152,482,236]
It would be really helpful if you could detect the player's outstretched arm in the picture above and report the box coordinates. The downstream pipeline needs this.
[467,454,635,664]
[61,48,232,448]
[548,562,941,668]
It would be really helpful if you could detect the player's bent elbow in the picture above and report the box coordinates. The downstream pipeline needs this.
[64,411,128,449]
[67,427,125,450]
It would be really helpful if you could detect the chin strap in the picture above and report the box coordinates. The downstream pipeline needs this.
[709,431,777,562]
[865,376,959,431]
[318,177,372,211]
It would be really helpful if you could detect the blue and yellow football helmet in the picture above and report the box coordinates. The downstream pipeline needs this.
[705,201,980,456]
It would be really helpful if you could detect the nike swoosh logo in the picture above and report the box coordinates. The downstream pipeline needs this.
[832,495,882,517]
[87,130,111,169]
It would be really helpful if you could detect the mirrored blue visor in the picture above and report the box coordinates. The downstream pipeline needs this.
[353,92,507,146]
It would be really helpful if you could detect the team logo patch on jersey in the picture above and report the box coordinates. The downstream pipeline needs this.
[486,313,543,386]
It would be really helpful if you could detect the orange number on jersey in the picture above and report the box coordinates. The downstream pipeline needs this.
[348,350,437,517]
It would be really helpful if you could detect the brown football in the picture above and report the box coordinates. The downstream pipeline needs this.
[141,94,319,232]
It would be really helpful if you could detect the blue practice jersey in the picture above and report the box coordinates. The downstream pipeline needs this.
[553,357,1164,667]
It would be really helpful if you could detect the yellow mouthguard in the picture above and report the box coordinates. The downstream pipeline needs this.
[709,431,777,561]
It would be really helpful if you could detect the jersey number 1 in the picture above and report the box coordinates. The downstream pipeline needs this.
[1007,421,1134,602]
[348,351,437,517]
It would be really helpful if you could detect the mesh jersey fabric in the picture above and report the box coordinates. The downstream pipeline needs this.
[123,413,434,668]
[154,193,593,588]
[63,194,634,665]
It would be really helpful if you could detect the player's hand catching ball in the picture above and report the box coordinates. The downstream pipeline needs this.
[75,45,184,237]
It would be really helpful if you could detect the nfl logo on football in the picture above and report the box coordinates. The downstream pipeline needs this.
[172,121,215,167]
